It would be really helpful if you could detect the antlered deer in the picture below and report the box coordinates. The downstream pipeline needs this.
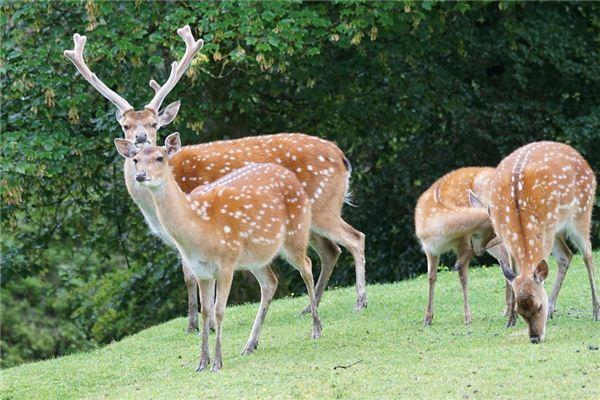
[64,26,366,332]
[115,133,322,372]
[488,141,598,343]
[415,167,509,325]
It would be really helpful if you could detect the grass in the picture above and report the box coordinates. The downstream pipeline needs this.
[2,253,600,400]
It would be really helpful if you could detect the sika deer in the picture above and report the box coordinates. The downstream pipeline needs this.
[64,28,367,331]
[115,133,322,372]
[489,141,598,343]
[416,167,509,325]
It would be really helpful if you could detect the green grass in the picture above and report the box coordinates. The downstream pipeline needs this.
[2,254,600,400]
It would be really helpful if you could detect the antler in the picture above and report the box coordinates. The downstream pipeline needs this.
[145,25,204,112]
[63,33,133,112]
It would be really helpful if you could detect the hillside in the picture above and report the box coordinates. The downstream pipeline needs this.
[2,254,599,399]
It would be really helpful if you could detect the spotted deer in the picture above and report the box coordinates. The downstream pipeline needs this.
[64,27,366,333]
[416,167,510,326]
[115,133,322,372]
[488,141,598,343]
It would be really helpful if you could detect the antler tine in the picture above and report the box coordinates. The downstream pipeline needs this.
[145,25,204,112]
[64,33,133,112]
[149,79,161,93]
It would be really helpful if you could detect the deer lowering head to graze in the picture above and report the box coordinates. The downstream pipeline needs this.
[115,133,322,372]
[489,141,598,343]
[64,28,366,330]
[415,167,509,326]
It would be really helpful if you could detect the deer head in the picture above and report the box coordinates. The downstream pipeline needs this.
[64,26,203,147]
[114,133,180,188]
[500,259,549,343]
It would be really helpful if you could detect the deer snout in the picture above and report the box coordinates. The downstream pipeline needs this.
[530,335,542,344]
[135,132,148,144]
[135,171,147,182]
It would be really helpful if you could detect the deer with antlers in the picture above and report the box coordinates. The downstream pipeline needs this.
[486,141,598,343]
[115,133,322,371]
[416,167,511,326]
[64,26,366,333]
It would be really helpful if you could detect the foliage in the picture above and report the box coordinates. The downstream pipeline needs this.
[2,1,599,367]
[2,255,600,399]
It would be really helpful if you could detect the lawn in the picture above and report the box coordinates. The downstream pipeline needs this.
[2,253,599,399]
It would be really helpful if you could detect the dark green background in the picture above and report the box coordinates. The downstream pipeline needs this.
[2,1,599,367]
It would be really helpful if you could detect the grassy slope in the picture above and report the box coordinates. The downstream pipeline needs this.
[2,254,600,400]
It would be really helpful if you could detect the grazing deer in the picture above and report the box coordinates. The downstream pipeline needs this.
[415,167,509,325]
[488,141,598,343]
[115,133,322,372]
[64,27,367,331]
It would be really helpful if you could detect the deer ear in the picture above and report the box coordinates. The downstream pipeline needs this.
[114,138,138,158]
[468,189,484,208]
[534,260,549,284]
[486,237,510,267]
[500,259,516,283]
[157,101,181,128]
[165,132,181,156]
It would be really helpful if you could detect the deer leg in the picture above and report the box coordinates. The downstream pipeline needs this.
[456,239,474,325]
[423,252,439,326]
[548,235,572,318]
[211,266,234,372]
[578,239,599,321]
[242,266,278,355]
[505,256,518,328]
[182,261,199,333]
[503,281,512,317]
[301,234,341,314]
[284,242,322,339]
[315,217,367,311]
[196,279,213,372]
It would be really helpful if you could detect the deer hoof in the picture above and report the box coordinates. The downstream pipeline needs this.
[241,342,258,355]
[423,314,433,326]
[211,359,222,373]
[187,320,199,334]
[196,358,210,372]
[299,305,311,315]
[354,294,368,311]
[464,313,472,325]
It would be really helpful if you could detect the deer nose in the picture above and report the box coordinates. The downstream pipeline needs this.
[135,132,148,144]
[530,335,541,344]
[135,171,147,182]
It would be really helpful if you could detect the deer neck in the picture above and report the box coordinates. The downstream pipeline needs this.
[123,159,174,245]
[146,171,202,250]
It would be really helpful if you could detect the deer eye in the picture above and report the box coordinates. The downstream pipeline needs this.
[156,156,164,162]
[537,304,543,312]
[151,122,158,128]
[133,159,138,164]
[123,125,130,130]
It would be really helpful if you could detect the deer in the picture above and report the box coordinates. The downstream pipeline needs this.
[486,141,598,343]
[114,133,322,372]
[415,167,511,326]
[63,26,367,333]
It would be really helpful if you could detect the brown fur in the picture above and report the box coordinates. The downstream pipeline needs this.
[490,141,599,343]
[129,143,323,371]
[415,167,500,326]
[169,133,367,310]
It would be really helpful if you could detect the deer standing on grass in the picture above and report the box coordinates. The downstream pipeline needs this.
[64,27,367,332]
[416,167,510,326]
[487,141,598,343]
[115,134,322,372]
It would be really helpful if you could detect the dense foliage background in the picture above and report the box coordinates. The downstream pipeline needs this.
[2,1,599,367]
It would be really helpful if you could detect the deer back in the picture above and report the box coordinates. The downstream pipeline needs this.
[415,167,495,240]
[489,141,596,272]
[170,133,349,210]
